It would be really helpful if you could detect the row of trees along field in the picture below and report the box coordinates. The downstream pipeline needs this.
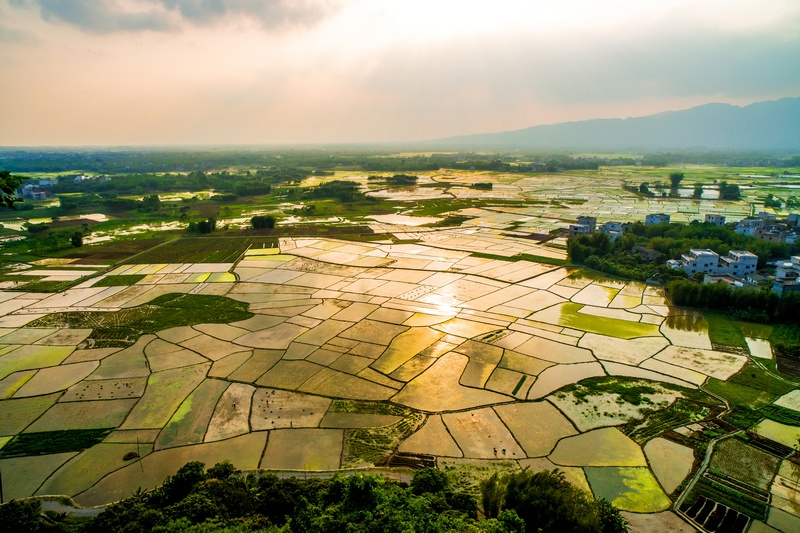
[0,462,628,533]
[9,148,793,176]
[48,169,309,197]
[1,150,663,174]
[630,178,740,200]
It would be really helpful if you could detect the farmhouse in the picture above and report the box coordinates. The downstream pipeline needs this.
[645,213,671,225]
[675,249,758,278]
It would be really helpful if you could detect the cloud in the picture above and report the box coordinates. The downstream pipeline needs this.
[33,0,174,33]
[0,21,39,43]
[161,0,335,27]
[356,22,800,112]
[12,0,337,33]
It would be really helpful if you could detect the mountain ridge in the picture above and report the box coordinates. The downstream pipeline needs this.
[428,98,800,151]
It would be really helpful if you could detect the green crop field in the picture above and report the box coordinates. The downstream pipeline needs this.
[129,236,278,264]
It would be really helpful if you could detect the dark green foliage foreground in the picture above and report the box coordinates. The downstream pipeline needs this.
[6,461,627,532]
[27,294,253,347]
[481,470,628,533]
[667,279,800,325]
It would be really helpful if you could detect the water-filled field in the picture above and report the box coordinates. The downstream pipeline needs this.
[0,232,794,528]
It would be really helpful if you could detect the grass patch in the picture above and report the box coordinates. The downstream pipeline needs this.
[328,400,409,416]
[425,215,474,227]
[724,406,764,430]
[92,274,145,287]
[0,429,112,458]
[334,401,425,467]
[562,376,664,406]
[706,360,799,410]
[759,404,800,426]
[512,376,527,395]
[130,236,277,264]
[705,311,747,348]
[27,293,253,347]
[708,437,781,491]
[468,251,572,267]
[623,399,712,444]
[729,361,798,396]
[704,379,776,409]
[770,323,800,354]
[16,279,80,293]
[518,253,572,267]
[555,302,660,339]
[407,198,518,217]
[64,237,168,263]
[585,467,670,512]
[334,233,395,243]
[687,477,767,520]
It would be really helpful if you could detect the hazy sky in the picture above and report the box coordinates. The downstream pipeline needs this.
[1,0,799,146]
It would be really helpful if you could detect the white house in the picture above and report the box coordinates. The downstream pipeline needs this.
[568,224,593,238]
[645,213,671,225]
[774,256,800,296]
[718,250,758,277]
[577,216,597,233]
[704,214,726,226]
[598,221,624,242]
[735,218,764,236]
[681,249,720,276]
[677,249,758,277]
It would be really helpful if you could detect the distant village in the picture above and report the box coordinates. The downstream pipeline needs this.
[16,175,100,201]
[568,212,800,296]
[16,174,800,298]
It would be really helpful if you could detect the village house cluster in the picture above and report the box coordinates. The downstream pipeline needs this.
[734,211,800,245]
[568,212,800,290]
[16,175,102,201]
[665,249,759,287]
[773,256,800,296]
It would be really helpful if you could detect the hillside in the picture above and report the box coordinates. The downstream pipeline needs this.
[431,98,800,151]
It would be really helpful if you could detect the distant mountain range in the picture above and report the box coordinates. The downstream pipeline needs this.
[429,98,800,151]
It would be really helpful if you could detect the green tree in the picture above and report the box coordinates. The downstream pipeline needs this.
[0,170,24,209]
[669,172,684,189]
[0,499,45,532]
[251,215,276,229]
[693,184,703,199]
[480,471,506,519]
[71,231,84,247]
[26,222,50,234]
[196,218,216,234]
[719,181,741,200]
[141,194,161,212]
[496,469,627,533]
[411,467,449,495]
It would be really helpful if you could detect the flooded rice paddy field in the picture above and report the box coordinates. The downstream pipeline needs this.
[7,166,793,255]
[0,232,797,528]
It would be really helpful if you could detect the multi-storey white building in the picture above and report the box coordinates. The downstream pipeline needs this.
[718,250,758,277]
[577,216,597,233]
[680,249,720,276]
[598,221,624,242]
[568,224,593,238]
[773,256,800,296]
[677,249,758,277]
[704,214,726,226]
[645,213,671,225]
[735,218,764,236]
